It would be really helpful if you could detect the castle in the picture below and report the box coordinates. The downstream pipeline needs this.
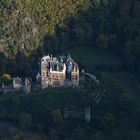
[0,54,80,94]
[39,54,79,89]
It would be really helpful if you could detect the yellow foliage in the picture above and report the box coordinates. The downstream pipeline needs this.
[1,74,12,81]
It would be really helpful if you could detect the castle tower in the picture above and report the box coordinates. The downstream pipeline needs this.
[2,83,7,94]
[42,77,49,89]
[85,106,91,123]
[2,83,4,89]
[71,63,79,86]
[81,69,85,81]
[41,55,50,89]
[13,77,22,91]
[36,72,41,83]
[24,78,31,94]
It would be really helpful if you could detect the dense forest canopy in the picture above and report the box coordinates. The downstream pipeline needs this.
[0,0,90,57]
[0,0,140,75]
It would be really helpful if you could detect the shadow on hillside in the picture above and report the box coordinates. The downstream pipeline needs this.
[1,3,140,78]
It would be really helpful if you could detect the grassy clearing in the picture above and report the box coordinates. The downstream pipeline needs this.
[63,47,121,66]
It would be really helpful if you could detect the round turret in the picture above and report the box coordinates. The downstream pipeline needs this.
[85,106,91,123]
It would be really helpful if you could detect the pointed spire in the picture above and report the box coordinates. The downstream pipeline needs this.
[57,64,59,71]
[2,83,4,88]
[51,54,53,61]
[68,53,72,60]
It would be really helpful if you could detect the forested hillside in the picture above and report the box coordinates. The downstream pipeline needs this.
[0,1,140,140]
[0,0,90,57]
[0,0,140,75]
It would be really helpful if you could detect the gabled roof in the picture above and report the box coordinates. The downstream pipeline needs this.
[13,77,22,84]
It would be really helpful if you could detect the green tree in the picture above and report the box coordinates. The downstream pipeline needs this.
[101,113,116,131]
[51,109,62,123]
[119,90,135,111]
[18,112,33,130]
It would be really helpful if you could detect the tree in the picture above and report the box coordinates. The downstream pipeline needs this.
[73,126,87,140]
[89,131,104,140]
[119,90,135,111]
[101,113,116,131]
[18,112,33,130]
[51,109,62,123]
[96,34,110,49]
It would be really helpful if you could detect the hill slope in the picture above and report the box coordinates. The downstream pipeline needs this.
[0,0,90,57]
